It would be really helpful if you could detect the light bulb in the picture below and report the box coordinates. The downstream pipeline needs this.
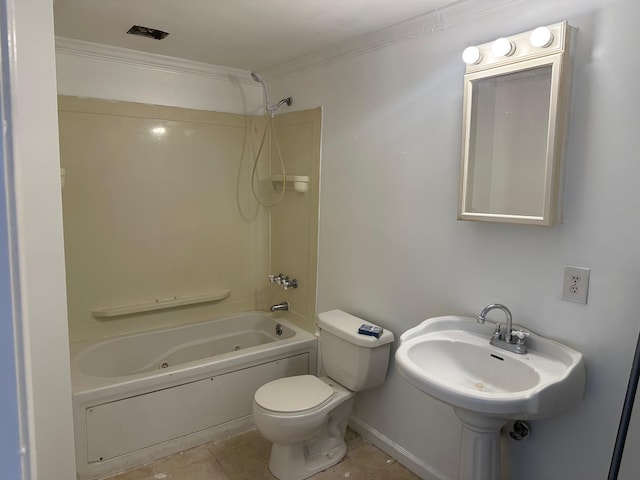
[530,26,554,48]
[491,38,515,57]
[462,46,482,65]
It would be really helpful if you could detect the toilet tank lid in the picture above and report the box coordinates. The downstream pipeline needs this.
[316,310,394,347]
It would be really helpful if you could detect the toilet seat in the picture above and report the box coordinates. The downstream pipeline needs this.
[255,375,334,413]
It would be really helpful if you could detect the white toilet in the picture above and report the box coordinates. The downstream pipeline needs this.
[253,309,394,480]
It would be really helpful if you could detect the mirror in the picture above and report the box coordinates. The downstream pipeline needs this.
[458,22,572,226]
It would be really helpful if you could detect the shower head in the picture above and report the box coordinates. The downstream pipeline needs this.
[251,71,271,115]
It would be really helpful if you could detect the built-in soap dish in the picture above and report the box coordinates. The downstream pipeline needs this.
[270,175,309,193]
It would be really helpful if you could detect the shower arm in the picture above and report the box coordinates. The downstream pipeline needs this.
[267,97,293,116]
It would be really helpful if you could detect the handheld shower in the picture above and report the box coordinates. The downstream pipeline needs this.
[250,71,292,116]
[248,71,290,208]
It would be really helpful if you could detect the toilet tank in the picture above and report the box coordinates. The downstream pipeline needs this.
[317,310,394,391]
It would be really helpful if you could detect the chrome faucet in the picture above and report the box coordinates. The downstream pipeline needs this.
[477,303,528,354]
[270,301,289,312]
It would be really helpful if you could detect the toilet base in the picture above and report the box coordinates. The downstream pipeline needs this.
[269,441,347,480]
[267,396,354,480]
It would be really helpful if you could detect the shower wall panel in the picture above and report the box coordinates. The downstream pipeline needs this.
[267,108,322,333]
[58,96,269,341]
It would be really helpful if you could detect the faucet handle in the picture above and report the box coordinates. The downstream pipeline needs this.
[492,323,501,339]
[512,330,529,344]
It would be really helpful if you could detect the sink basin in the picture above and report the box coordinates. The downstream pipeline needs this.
[395,316,585,419]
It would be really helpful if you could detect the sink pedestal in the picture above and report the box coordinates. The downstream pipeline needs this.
[454,408,507,480]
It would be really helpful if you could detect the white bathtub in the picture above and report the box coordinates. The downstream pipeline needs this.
[71,312,317,479]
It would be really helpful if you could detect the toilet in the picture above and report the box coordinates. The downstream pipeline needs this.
[253,309,395,480]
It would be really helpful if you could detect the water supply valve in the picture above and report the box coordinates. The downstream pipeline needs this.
[509,420,530,441]
[282,277,298,290]
[268,273,298,290]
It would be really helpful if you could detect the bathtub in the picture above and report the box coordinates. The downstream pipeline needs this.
[71,312,317,479]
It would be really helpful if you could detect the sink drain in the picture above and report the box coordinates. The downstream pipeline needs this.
[233,345,240,351]
[160,362,169,369]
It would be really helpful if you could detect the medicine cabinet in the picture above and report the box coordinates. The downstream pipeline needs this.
[458,22,572,226]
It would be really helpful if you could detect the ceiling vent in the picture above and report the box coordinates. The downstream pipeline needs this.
[126,25,169,40]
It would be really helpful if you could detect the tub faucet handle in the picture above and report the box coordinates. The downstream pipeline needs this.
[269,273,298,290]
[282,277,298,290]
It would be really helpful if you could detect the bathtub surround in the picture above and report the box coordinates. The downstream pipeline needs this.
[58,96,269,341]
[58,95,320,341]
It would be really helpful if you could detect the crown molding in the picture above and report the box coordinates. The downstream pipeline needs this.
[55,37,256,85]
[55,0,529,82]
[266,0,529,78]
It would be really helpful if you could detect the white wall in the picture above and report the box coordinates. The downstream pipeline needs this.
[11,0,77,478]
[272,0,640,478]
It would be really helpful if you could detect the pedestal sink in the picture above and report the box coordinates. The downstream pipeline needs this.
[395,316,585,480]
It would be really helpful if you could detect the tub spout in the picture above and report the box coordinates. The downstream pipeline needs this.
[270,301,289,312]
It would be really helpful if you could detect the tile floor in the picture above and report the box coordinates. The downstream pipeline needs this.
[106,428,421,480]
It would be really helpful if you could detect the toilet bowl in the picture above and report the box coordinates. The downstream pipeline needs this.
[252,310,394,480]
[254,376,354,480]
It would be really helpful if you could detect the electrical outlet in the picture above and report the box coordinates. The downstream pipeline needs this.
[562,266,590,304]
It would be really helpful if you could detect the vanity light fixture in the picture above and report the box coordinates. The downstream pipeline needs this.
[491,37,515,57]
[462,46,482,65]
[461,23,565,70]
[530,26,554,47]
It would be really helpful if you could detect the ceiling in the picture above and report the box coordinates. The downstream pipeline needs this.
[53,0,455,72]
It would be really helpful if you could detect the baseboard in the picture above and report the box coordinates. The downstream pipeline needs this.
[348,414,450,480]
